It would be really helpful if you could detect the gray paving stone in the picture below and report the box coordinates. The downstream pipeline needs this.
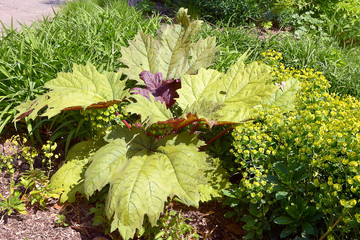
[0,0,67,30]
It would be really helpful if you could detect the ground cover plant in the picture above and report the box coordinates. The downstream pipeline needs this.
[0,136,60,219]
[161,0,360,44]
[13,8,298,239]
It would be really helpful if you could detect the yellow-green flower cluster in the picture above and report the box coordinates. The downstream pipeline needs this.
[41,141,59,159]
[81,104,128,132]
[260,50,283,64]
[231,113,276,164]
[22,145,38,169]
[231,51,360,234]
[41,141,60,171]
[239,164,274,205]
[1,135,40,173]
[0,135,27,174]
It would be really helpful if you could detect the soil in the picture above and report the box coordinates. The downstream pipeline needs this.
[0,130,245,240]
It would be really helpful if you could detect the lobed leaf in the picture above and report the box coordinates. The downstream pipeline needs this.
[198,158,230,202]
[119,8,219,83]
[263,77,301,110]
[15,63,129,120]
[84,128,208,240]
[178,59,281,123]
[50,139,106,203]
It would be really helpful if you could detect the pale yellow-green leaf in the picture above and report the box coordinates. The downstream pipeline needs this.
[178,59,278,123]
[263,77,301,111]
[177,68,222,107]
[50,139,105,203]
[15,63,129,120]
[175,7,191,27]
[124,94,173,127]
[84,130,208,240]
[198,158,230,202]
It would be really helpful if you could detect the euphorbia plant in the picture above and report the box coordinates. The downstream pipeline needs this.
[14,8,300,240]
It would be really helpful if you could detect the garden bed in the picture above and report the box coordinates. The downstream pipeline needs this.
[1,0,360,239]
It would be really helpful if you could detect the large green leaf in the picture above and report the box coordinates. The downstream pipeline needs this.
[177,60,294,123]
[84,127,208,240]
[119,8,219,83]
[124,94,173,127]
[15,63,129,120]
[50,139,105,203]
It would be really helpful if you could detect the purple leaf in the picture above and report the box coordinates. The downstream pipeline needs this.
[139,71,163,91]
[132,71,181,108]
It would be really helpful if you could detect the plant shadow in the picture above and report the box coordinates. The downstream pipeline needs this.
[40,0,67,6]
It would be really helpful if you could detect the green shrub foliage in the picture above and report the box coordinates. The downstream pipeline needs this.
[275,0,360,42]
[227,51,360,239]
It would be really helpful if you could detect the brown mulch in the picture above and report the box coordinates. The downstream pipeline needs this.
[168,200,245,239]
[0,131,107,240]
[0,200,82,240]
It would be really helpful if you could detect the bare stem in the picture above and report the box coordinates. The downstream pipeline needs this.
[199,126,233,151]
[189,122,199,135]
[122,120,131,130]
[319,215,344,240]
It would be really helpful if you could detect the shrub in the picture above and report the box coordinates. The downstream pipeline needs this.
[225,51,360,239]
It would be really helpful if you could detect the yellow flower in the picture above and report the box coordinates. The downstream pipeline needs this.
[350,199,357,207]
[347,178,354,185]
[355,213,360,223]
[333,184,341,191]
[354,175,360,182]
[349,161,359,167]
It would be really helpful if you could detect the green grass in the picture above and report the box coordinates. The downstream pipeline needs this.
[0,0,162,134]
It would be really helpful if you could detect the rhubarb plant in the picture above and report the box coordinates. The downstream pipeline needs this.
[14,8,300,240]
